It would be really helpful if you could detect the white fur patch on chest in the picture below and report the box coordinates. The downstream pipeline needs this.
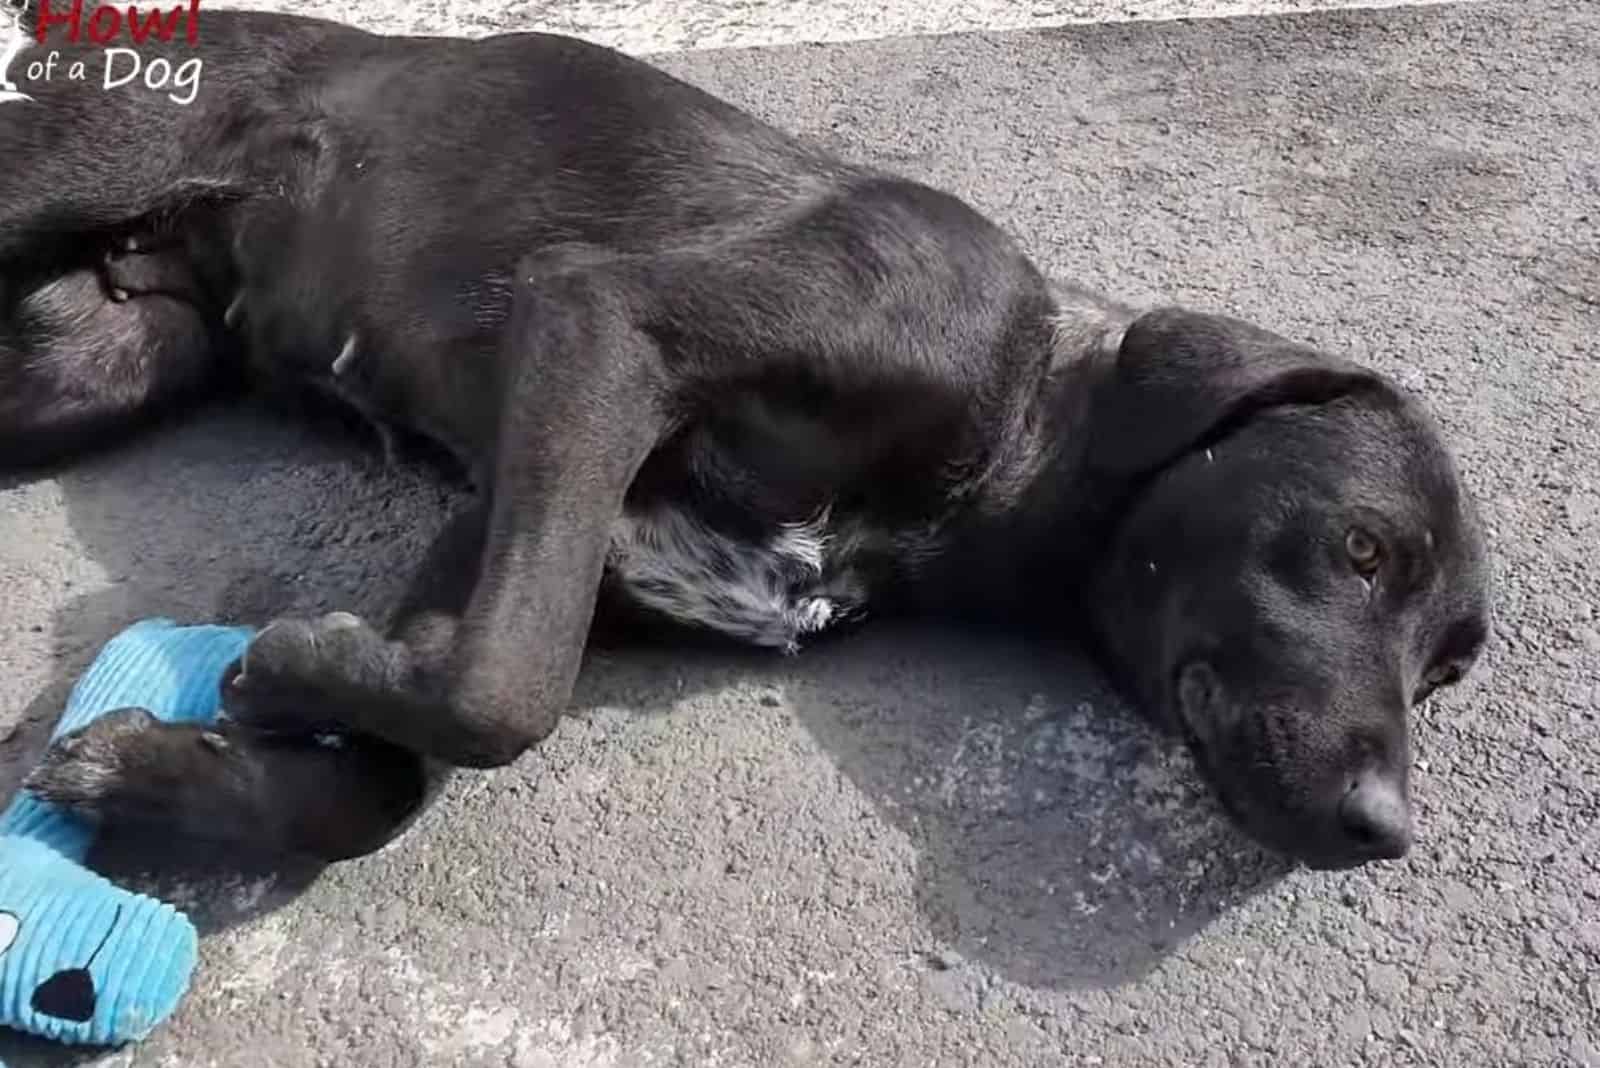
[607,507,855,653]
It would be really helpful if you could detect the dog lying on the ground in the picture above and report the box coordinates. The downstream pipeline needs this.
[1,8,1491,871]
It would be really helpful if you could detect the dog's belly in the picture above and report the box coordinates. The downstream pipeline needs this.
[605,507,868,652]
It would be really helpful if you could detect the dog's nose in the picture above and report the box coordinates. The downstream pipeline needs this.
[1337,774,1413,859]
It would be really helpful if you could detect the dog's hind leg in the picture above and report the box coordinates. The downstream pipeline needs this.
[0,13,341,260]
[23,709,431,862]
[0,248,223,467]
[98,235,216,305]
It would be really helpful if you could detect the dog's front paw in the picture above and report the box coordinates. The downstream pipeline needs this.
[240,615,354,685]
[222,612,378,736]
[23,708,222,822]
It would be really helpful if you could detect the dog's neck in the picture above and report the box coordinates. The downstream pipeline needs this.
[1045,282,1136,372]
[908,284,1141,624]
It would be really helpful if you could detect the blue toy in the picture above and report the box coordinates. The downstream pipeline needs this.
[0,619,254,1046]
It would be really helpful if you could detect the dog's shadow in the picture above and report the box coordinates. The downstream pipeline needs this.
[590,627,1290,991]
[791,628,1288,987]
[0,405,1287,1062]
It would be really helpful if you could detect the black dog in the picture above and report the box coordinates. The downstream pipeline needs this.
[1,9,1490,870]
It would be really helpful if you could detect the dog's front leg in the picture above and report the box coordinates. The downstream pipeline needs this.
[26,254,667,857]
[19,510,494,860]
[221,254,669,766]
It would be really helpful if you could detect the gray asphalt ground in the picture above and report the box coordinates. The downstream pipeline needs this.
[198,0,1483,56]
[2,0,1598,1064]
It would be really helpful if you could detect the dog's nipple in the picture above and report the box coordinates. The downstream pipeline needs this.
[333,335,359,376]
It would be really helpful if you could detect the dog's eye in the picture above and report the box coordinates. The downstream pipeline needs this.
[1424,663,1463,689]
[1345,528,1382,575]
[1414,662,1464,705]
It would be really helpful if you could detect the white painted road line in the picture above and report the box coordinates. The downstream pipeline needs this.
[204,0,1490,54]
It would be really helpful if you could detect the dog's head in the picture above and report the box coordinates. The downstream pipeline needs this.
[1081,308,1491,870]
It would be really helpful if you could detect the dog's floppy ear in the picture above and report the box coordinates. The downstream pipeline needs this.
[1084,307,1394,477]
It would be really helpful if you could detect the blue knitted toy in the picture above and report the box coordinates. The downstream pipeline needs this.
[0,619,253,1046]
